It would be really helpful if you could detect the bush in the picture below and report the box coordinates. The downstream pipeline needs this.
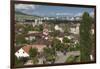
[15,56,24,66]
[67,43,80,51]
[66,55,80,63]
[32,57,39,64]
[66,55,75,63]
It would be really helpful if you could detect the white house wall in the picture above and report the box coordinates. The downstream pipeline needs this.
[70,24,79,34]
[15,48,29,58]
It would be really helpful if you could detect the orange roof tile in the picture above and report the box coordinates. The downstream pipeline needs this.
[22,44,47,54]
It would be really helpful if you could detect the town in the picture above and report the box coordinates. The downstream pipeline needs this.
[14,6,95,66]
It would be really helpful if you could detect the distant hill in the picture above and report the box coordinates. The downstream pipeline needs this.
[15,11,41,21]
[15,11,28,15]
[15,11,40,17]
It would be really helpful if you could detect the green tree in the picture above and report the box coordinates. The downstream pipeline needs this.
[66,55,80,63]
[21,24,33,34]
[29,48,38,64]
[74,43,80,51]
[80,12,92,62]
[33,24,43,32]
[29,48,38,58]
[52,38,62,51]
[43,47,56,63]
[15,35,27,46]
[51,38,67,53]
[15,23,27,34]
[32,57,39,64]
[64,24,70,33]
[63,37,70,43]
[51,30,60,37]
[15,56,23,66]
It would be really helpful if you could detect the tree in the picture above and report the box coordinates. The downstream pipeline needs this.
[63,44,68,53]
[63,37,70,43]
[66,55,80,63]
[15,23,25,33]
[43,47,56,63]
[64,24,70,33]
[15,35,27,46]
[52,38,62,51]
[62,37,71,52]
[51,30,60,37]
[24,24,33,32]
[33,24,43,32]
[32,57,39,64]
[80,12,92,62]
[29,48,38,58]
[15,56,23,66]
[74,43,80,51]
[29,48,38,64]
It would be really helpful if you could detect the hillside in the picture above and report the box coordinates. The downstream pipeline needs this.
[15,11,41,21]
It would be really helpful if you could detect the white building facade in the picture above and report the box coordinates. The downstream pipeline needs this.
[15,48,29,58]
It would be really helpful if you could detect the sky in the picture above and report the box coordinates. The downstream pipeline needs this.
[15,4,94,17]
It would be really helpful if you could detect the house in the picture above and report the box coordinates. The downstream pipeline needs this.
[25,32,43,41]
[56,37,63,43]
[43,28,49,36]
[25,23,50,43]
[42,24,49,40]
[70,23,80,34]
[15,29,51,59]
[33,19,43,26]
[15,44,47,58]
[54,25,64,32]
[25,31,40,41]
[15,47,30,58]
[75,16,82,21]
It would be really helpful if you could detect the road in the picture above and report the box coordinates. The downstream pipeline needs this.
[55,51,80,63]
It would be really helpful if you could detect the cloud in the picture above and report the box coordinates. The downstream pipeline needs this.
[15,4,37,15]
[15,4,36,10]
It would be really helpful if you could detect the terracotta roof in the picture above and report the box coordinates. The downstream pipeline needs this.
[22,44,47,54]
[22,45,32,54]
[31,45,46,52]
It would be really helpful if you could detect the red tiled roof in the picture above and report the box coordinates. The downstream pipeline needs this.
[32,45,46,52]
[22,45,32,54]
[22,44,47,54]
